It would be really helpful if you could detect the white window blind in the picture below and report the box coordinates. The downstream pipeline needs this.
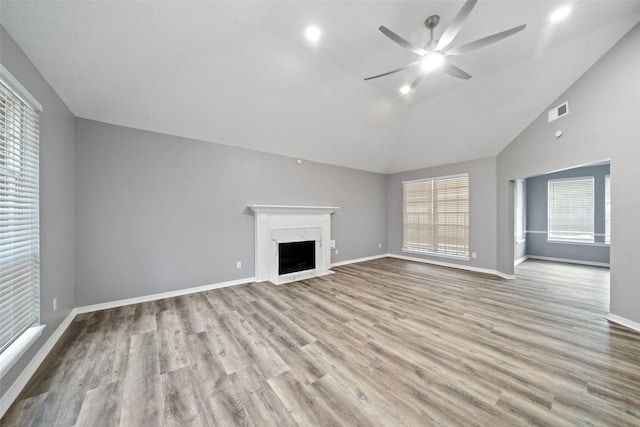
[0,79,40,354]
[403,174,469,257]
[605,174,610,244]
[547,177,594,242]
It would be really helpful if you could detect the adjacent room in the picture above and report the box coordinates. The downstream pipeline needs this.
[1,1,639,425]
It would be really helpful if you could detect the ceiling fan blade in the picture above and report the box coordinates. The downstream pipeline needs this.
[410,72,426,90]
[436,0,478,51]
[442,62,472,79]
[445,24,526,56]
[379,26,427,56]
[364,61,420,81]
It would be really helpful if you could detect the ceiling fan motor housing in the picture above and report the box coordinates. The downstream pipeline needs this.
[425,15,440,29]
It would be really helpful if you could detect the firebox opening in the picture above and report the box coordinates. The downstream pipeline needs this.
[278,240,315,275]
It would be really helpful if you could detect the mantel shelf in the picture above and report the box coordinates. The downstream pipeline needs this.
[249,205,339,215]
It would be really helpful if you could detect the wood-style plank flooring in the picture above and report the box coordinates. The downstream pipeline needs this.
[2,258,640,426]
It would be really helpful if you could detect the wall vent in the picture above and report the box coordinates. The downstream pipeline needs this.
[548,101,569,123]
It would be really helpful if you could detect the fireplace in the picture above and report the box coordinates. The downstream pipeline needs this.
[249,205,339,284]
[278,240,315,275]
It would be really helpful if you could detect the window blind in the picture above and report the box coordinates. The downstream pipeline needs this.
[547,177,594,242]
[0,80,40,354]
[403,174,469,256]
[605,174,610,244]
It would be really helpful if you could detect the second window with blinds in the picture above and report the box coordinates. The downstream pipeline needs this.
[547,177,595,243]
[403,174,469,258]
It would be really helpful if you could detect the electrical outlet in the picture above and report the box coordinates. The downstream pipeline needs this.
[53,297,57,312]
[236,261,242,269]
[378,242,382,249]
[335,249,339,255]
[330,240,336,249]
[472,252,477,258]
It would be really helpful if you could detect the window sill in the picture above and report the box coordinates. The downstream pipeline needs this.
[547,240,610,247]
[0,325,46,379]
[402,247,470,261]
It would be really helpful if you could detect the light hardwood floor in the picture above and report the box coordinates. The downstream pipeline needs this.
[2,258,639,426]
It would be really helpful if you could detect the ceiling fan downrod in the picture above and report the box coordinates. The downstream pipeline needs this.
[425,15,440,50]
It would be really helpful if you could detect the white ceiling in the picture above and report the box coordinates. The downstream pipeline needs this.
[1,1,639,174]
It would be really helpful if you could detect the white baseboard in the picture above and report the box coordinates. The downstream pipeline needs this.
[525,255,609,268]
[75,277,256,314]
[387,253,515,280]
[607,314,640,333]
[0,308,78,418]
[514,256,528,266]
[331,253,387,268]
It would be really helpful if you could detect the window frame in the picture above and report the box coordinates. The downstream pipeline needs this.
[0,65,45,380]
[515,179,526,243]
[605,174,611,245]
[402,173,470,260]
[547,176,595,244]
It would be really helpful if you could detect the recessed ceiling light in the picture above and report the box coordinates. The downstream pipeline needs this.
[550,6,571,22]
[305,26,321,43]
[420,51,445,72]
[399,85,411,95]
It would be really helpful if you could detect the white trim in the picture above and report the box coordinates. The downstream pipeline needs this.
[607,314,640,333]
[525,255,609,268]
[527,230,610,247]
[331,254,387,268]
[388,253,515,280]
[75,277,255,314]
[514,256,528,266]
[0,325,46,380]
[0,64,43,112]
[402,247,470,261]
[248,205,339,215]
[0,311,75,418]
[269,269,333,285]
[546,239,609,247]
[526,231,607,236]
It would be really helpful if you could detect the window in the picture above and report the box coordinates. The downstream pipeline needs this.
[605,174,610,244]
[547,177,594,242]
[403,174,469,257]
[515,180,525,242]
[0,68,42,375]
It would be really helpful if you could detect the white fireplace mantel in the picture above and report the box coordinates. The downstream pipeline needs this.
[249,205,339,215]
[249,205,339,284]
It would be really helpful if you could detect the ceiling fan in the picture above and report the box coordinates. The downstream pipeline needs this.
[364,0,526,92]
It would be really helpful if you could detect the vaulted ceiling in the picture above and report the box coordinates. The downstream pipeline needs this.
[1,1,639,173]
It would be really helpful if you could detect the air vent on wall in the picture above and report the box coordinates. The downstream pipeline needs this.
[548,101,569,122]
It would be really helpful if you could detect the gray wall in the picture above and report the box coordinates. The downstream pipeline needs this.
[497,23,640,322]
[0,28,76,397]
[386,157,497,272]
[75,119,387,305]
[525,164,610,264]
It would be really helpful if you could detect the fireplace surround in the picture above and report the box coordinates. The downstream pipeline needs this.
[249,205,339,284]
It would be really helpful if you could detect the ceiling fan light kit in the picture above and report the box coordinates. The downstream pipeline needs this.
[420,51,445,71]
[550,6,571,23]
[364,0,526,93]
